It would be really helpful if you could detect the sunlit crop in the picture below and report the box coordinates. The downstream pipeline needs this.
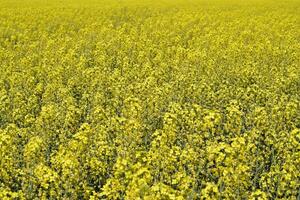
[0,0,299,199]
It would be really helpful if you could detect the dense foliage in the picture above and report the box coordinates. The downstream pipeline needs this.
[0,0,300,199]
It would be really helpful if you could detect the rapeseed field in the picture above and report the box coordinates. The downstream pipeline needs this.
[0,0,299,199]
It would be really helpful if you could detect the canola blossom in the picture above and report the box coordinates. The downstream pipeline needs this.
[0,0,300,199]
